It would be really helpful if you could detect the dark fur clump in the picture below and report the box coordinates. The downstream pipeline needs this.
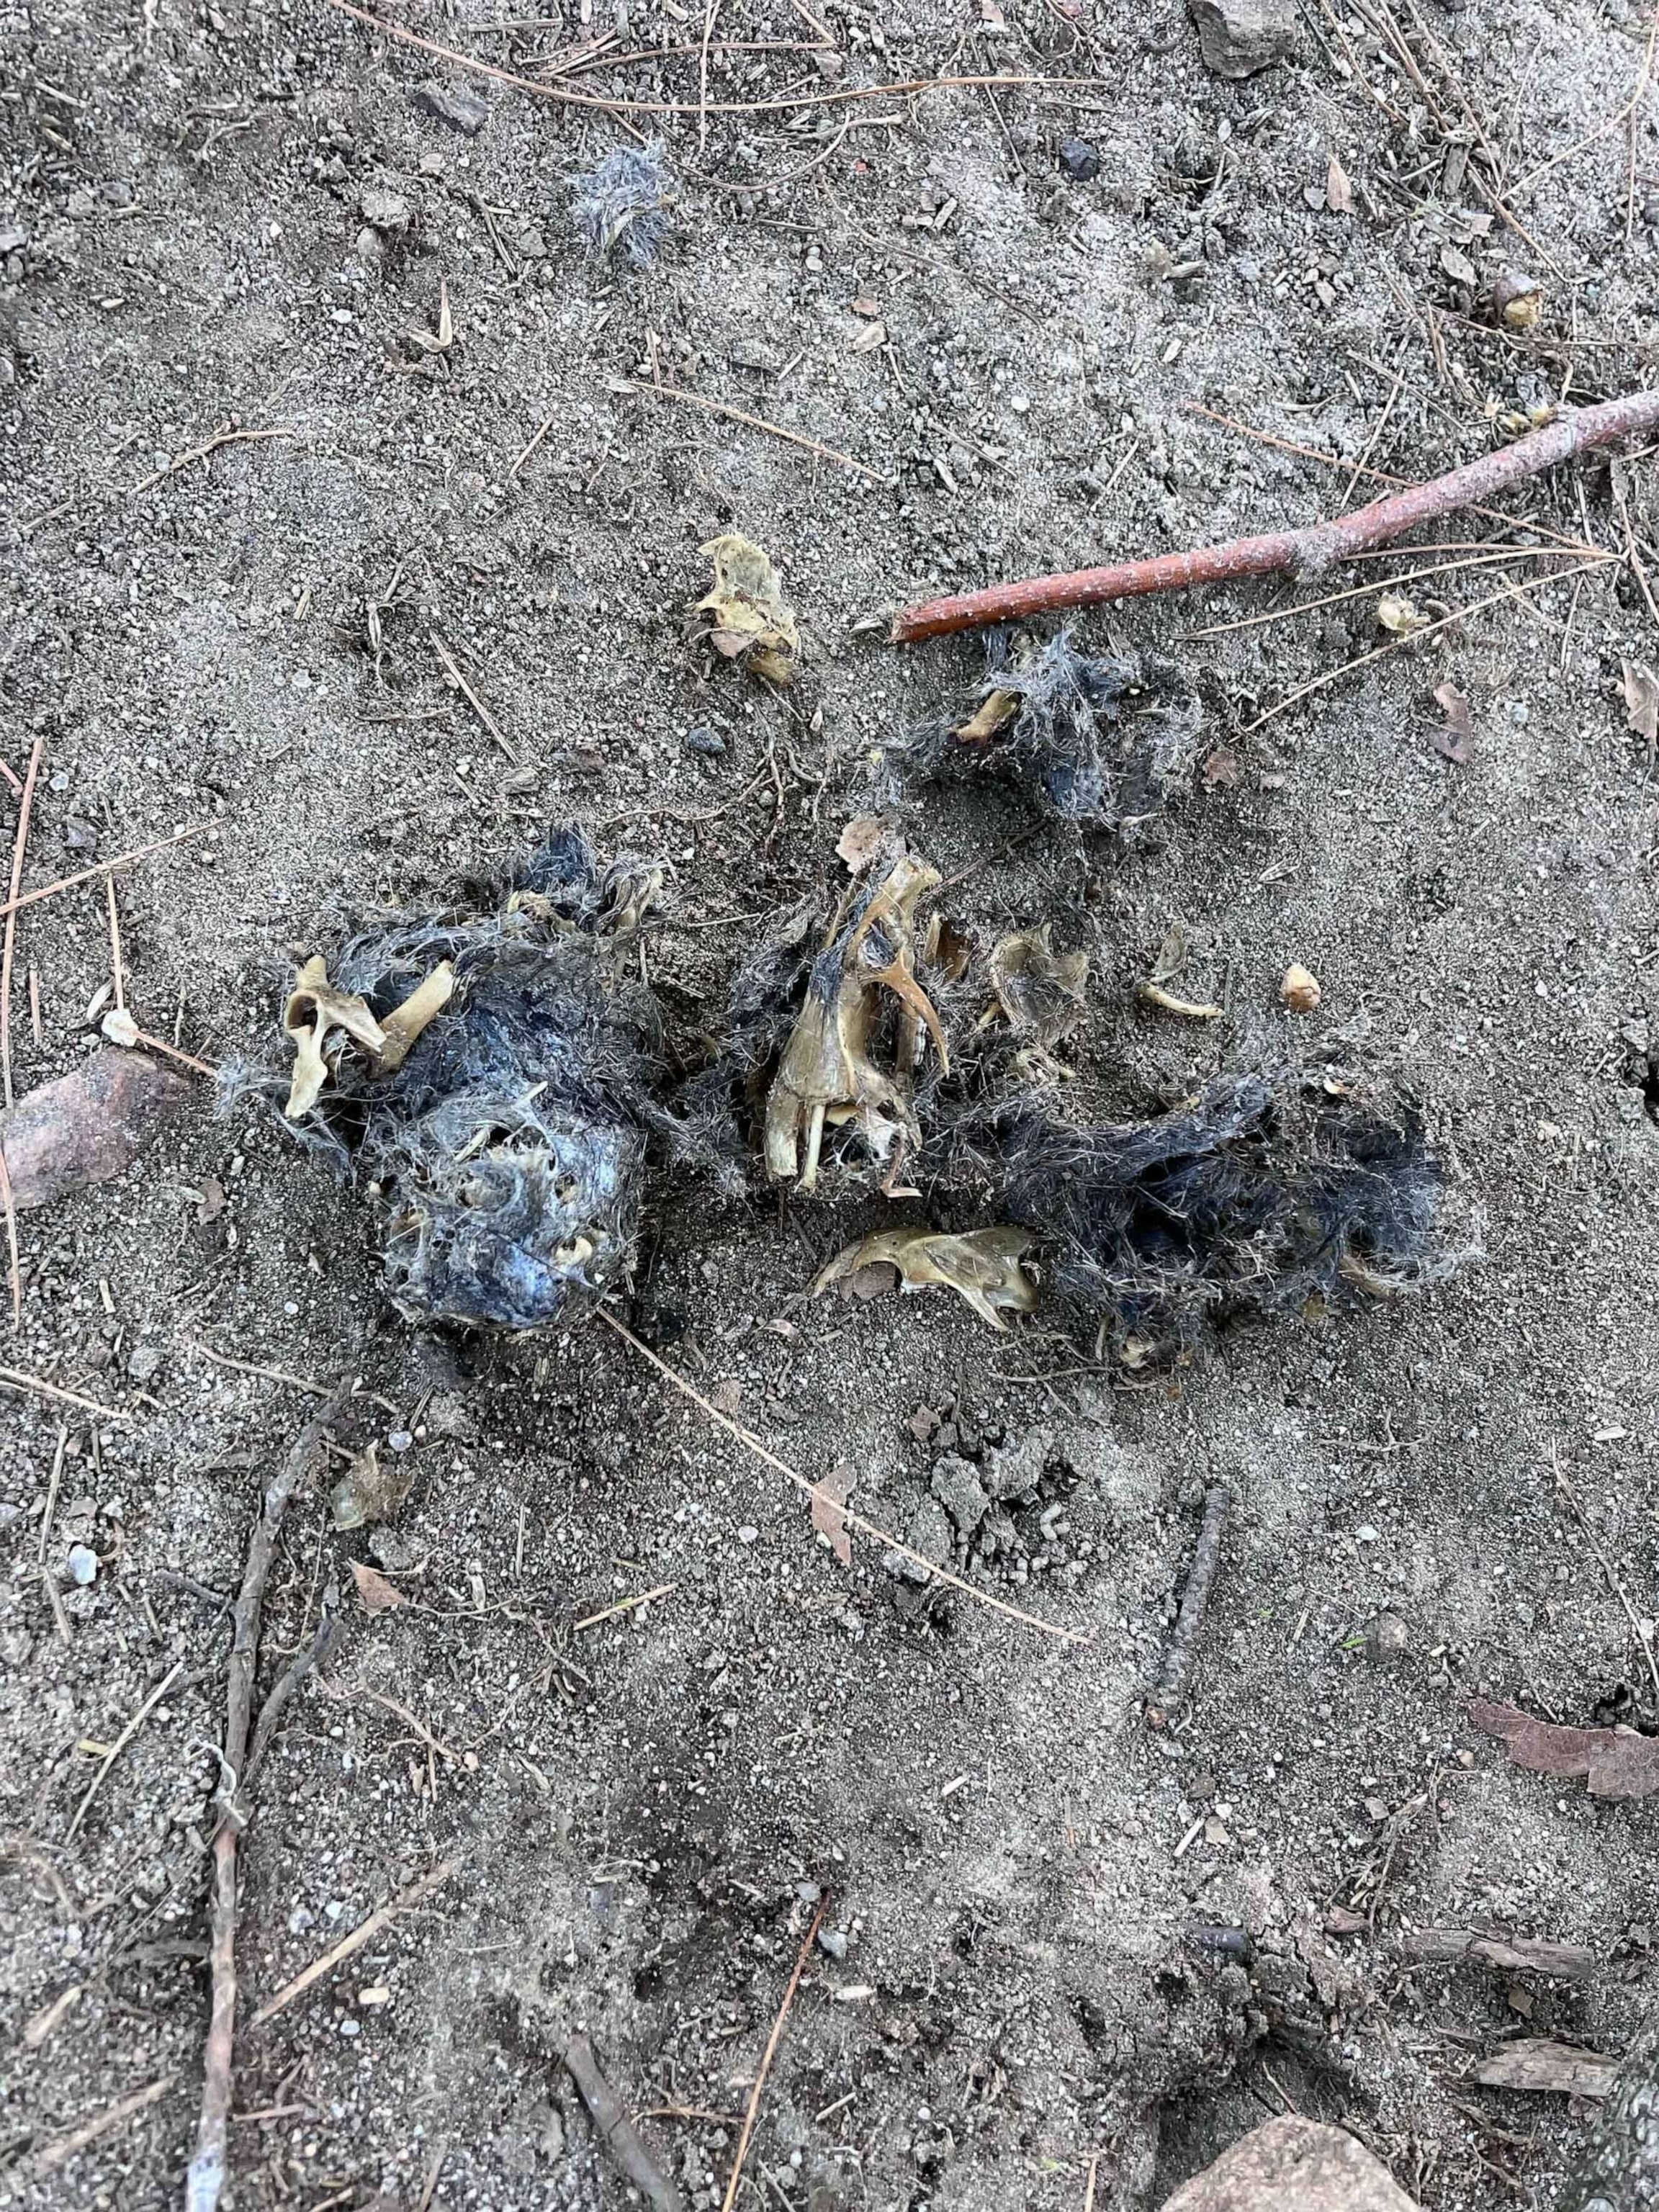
[947,1074,1447,1359]
[899,629,1202,829]
[222,831,677,1333]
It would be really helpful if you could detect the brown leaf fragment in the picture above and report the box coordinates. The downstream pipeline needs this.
[688,532,799,686]
[848,318,887,354]
[814,1225,1038,1331]
[1326,155,1354,213]
[987,926,1089,1047]
[0,1048,191,1211]
[1621,658,1659,749]
[1473,2038,1618,2098]
[351,1560,407,1614]
[1439,242,1478,287]
[331,1442,415,1532]
[810,1459,855,1565]
[1430,679,1475,764]
[1201,746,1239,788]
[1469,1696,1659,1799]
[1403,1928,1596,1979]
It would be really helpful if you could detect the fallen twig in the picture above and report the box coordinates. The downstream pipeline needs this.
[562,2035,685,2212]
[721,1899,827,2212]
[1146,1483,1231,1729]
[891,390,1659,640]
[186,1392,348,2212]
[0,1364,132,1421]
[248,1857,456,2028]
[627,377,894,486]
[66,1656,185,1842]
[431,632,519,763]
[596,1310,1089,1644]
[0,822,207,927]
[323,0,1045,117]
[1403,1927,1596,1979]
[29,2072,177,2180]
[127,426,292,501]
[1,735,43,1109]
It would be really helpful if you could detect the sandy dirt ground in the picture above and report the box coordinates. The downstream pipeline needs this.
[2,0,1659,2205]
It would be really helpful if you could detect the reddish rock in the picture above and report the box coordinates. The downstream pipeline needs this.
[0,1049,192,1209]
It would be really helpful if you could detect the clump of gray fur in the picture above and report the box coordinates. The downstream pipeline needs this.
[571,138,673,267]
[222,832,682,1334]
[898,628,1202,830]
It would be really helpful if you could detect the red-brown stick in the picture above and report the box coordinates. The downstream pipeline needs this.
[891,387,1659,643]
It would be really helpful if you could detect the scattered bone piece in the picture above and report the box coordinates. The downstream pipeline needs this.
[283,956,389,1118]
[375,961,454,1074]
[814,1225,1037,1331]
[988,927,1088,1048]
[0,1048,191,1210]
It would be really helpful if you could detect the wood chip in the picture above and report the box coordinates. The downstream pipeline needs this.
[1470,1696,1659,1799]
[1473,2038,1618,2098]
[809,1460,855,1566]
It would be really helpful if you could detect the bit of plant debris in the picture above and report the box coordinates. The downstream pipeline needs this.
[1469,1696,1659,1799]
[230,830,682,1332]
[1620,658,1659,750]
[571,138,673,268]
[1488,271,1544,331]
[0,1047,191,1209]
[897,629,1201,827]
[1473,2039,1619,2098]
[760,848,946,1192]
[688,532,799,686]
[1430,680,1475,764]
[813,1225,1038,1331]
[1146,1483,1231,1728]
[1402,1928,1596,1979]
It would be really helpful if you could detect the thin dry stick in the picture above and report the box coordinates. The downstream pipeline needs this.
[696,0,719,150]
[1,735,43,1108]
[1552,1449,1659,1713]
[37,1422,67,1562]
[573,1581,677,1631]
[1145,1484,1231,1729]
[0,1143,20,1326]
[66,1656,185,1841]
[508,413,555,479]
[562,2036,685,2212]
[598,1311,1088,1643]
[248,1858,456,2028]
[891,390,1659,639]
[122,1024,217,1078]
[0,1364,131,1421]
[127,426,291,501]
[630,377,894,485]
[1179,544,1567,640]
[187,1394,347,2212]
[105,876,126,1012]
[431,632,518,763]
[721,1899,827,2212]
[30,2073,177,2180]
[188,1341,331,1395]
[0,822,207,927]
[323,0,1044,116]
[1238,555,1609,734]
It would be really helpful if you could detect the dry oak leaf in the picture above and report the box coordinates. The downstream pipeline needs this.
[351,1560,408,1614]
[1469,1696,1659,1799]
[810,1459,855,1566]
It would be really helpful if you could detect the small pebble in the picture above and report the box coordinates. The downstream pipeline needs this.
[67,1544,99,1586]
[818,1928,849,1959]
[1058,136,1100,181]
[387,1429,414,1452]
[737,1524,759,1545]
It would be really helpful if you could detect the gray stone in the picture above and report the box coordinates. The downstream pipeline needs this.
[1058,137,1100,181]
[1161,2118,1418,2211]
[1188,0,1298,77]
[67,1544,99,1587]
[930,1455,989,1535]
[414,81,490,135]
[360,184,412,232]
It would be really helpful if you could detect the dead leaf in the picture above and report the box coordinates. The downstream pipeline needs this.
[810,1459,855,1565]
[331,1442,415,1532]
[1621,659,1659,749]
[351,1560,407,1614]
[814,1225,1038,1331]
[1473,2038,1617,2098]
[1201,747,1239,788]
[1430,679,1475,765]
[1470,1696,1659,1799]
[1377,591,1429,637]
[849,319,887,354]
[836,814,889,874]
[1149,925,1189,984]
[711,1377,745,1416]
[688,532,799,686]
[1326,155,1354,213]
[197,1175,226,1224]
[1439,242,1478,287]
